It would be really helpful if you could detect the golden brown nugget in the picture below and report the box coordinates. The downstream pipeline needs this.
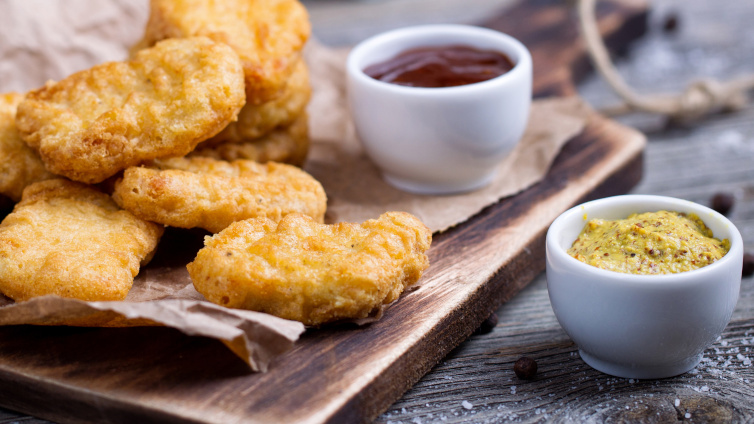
[0,179,163,302]
[190,112,309,166]
[205,59,311,144]
[134,0,310,105]
[16,37,245,184]
[0,93,55,201]
[187,212,432,326]
[112,156,326,234]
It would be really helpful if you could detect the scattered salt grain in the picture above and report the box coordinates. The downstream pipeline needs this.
[674,399,680,407]
[685,413,691,419]
[461,401,473,410]
[718,130,748,152]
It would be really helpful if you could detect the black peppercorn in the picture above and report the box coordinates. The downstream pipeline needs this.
[662,12,679,33]
[513,356,537,380]
[711,192,735,216]
[743,252,754,277]
[474,312,498,335]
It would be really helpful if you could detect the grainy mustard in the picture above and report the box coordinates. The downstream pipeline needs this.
[568,210,730,275]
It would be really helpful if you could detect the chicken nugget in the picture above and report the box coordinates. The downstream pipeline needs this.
[187,212,432,326]
[133,0,310,105]
[0,92,55,201]
[112,156,326,233]
[190,112,309,166]
[16,37,246,184]
[204,59,310,144]
[0,179,163,302]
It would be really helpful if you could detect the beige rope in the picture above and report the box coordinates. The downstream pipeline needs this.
[577,0,754,122]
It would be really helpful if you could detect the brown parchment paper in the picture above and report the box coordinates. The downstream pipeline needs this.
[0,246,306,372]
[0,0,589,371]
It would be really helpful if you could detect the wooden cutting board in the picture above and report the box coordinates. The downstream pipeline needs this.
[0,1,648,423]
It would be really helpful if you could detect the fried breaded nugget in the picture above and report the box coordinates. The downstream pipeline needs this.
[190,112,309,166]
[0,93,56,201]
[187,212,432,326]
[134,0,310,105]
[16,37,246,184]
[112,156,326,234]
[204,59,310,144]
[0,179,163,302]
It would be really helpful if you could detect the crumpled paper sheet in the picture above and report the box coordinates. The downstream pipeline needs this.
[0,0,149,93]
[0,296,304,372]
[0,233,306,372]
[0,0,589,371]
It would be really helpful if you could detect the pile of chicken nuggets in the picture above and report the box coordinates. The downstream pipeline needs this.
[0,0,432,326]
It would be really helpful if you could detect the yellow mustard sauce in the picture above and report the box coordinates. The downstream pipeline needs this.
[568,210,730,275]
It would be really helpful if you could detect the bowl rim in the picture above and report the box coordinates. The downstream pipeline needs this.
[546,194,744,284]
[346,23,532,96]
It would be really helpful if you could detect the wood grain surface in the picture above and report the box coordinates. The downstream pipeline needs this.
[374,0,754,423]
[0,120,644,424]
[483,0,648,98]
[0,1,649,423]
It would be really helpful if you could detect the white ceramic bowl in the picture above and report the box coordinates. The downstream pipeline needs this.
[546,195,743,379]
[346,24,532,195]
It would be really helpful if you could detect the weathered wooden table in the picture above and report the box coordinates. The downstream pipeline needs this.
[371,0,754,422]
[2,0,753,422]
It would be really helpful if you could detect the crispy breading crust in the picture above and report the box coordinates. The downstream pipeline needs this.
[187,212,432,326]
[16,37,246,184]
[112,157,326,233]
[0,179,164,302]
[204,59,310,144]
[134,0,310,105]
[0,92,55,201]
[190,112,309,166]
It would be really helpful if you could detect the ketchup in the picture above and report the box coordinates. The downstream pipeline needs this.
[363,45,514,88]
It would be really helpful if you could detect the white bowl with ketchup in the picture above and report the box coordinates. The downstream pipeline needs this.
[346,24,532,195]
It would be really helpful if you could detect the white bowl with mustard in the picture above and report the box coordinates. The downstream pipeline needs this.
[546,194,743,379]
